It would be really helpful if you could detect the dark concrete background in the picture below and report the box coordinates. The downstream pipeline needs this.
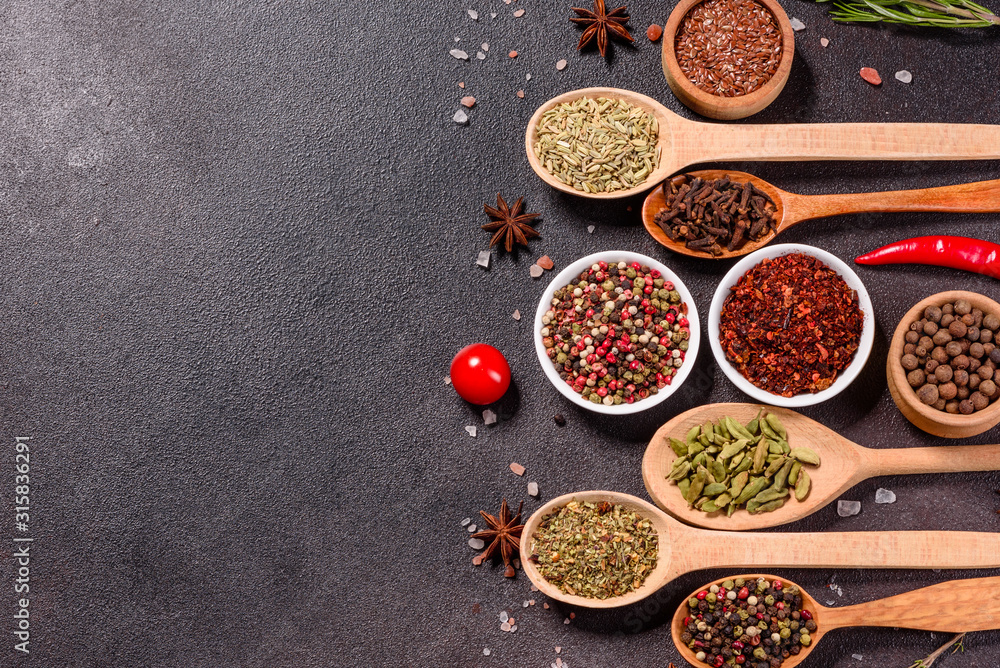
[2,1,1000,666]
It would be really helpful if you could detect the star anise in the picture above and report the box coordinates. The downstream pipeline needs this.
[472,499,524,577]
[482,194,540,253]
[570,0,633,58]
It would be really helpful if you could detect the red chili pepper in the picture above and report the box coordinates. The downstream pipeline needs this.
[855,236,1000,279]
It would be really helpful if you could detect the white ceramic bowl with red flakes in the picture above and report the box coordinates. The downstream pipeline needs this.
[533,250,701,415]
[708,243,875,408]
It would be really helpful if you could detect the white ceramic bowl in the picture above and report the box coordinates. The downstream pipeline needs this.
[708,244,875,407]
[533,250,701,415]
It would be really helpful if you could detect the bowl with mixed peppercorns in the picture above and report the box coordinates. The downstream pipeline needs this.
[888,290,1000,438]
[708,244,875,407]
[534,251,700,415]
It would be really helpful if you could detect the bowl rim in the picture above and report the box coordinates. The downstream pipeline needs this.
[707,243,875,407]
[661,0,795,120]
[886,289,1000,434]
[533,250,701,415]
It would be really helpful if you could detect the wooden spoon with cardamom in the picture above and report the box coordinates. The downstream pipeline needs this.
[643,403,1000,531]
[672,574,1000,668]
[641,169,1000,259]
[521,490,1000,609]
[526,86,1000,200]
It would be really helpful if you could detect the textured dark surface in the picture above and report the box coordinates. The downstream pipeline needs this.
[2,1,1000,666]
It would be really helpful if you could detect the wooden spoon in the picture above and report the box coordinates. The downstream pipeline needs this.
[641,170,1000,258]
[672,574,1000,668]
[643,403,1000,531]
[525,87,1000,200]
[521,490,1000,609]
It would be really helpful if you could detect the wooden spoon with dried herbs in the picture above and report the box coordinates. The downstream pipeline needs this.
[643,403,1000,531]
[521,489,1000,609]
[673,574,1000,668]
[525,87,1000,200]
[641,170,1000,258]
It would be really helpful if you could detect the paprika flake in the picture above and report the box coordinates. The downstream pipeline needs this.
[719,253,863,397]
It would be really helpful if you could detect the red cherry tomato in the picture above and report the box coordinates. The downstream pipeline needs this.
[450,343,511,405]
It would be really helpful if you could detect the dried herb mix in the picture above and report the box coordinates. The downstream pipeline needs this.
[667,412,819,516]
[682,576,816,667]
[529,500,657,599]
[899,298,1000,414]
[719,253,863,396]
[654,174,778,255]
[541,260,691,405]
[533,97,660,194]
[675,0,782,97]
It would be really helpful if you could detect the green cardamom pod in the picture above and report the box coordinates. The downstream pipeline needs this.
[789,447,821,466]
[734,476,768,505]
[702,422,715,441]
[753,488,789,504]
[778,440,790,455]
[767,439,785,455]
[730,470,749,498]
[715,493,732,507]
[734,455,753,475]
[701,499,719,513]
[794,469,811,501]
[678,478,690,499]
[669,437,688,457]
[688,441,705,457]
[719,438,749,460]
[686,470,706,504]
[759,418,778,440]
[686,425,700,448]
[726,416,754,441]
[766,455,788,477]
[711,460,727,483]
[691,452,706,469]
[746,410,762,436]
[765,413,788,440]
[746,499,761,514]
[788,461,802,486]
[752,498,786,514]
[667,460,691,481]
[703,482,728,497]
[729,451,745,470]
[727,502,737,517]
[753,439,768,473]
[773,459,794,491]
[716,419,731,440]
[698,433,711,447]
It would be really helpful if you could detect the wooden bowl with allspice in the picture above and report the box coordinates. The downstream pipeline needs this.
[888,290,1000,438]
[662,0,795,120]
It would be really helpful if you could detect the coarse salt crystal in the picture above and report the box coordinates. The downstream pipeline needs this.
[465,425,477,437]
[483,409,497,425]
[454,37,461,42]
[512,310,521,321]
[531,585,538,592]
[484,648,491,656]
[509,50,518,58]
[445,376,451,385]
[526,73,531,80]
[838,500,861,517]
[477,250,490,268]
[510,462,526,476]
[501,621,511,632]
[587,225,595,234]
[555,647,562,654]
[529,600,535,605]
[476,51,486,60]
[852,654,863,660]
[543,602,549,609]
[875,488,896,504]
[790,17,806,31]
[537,255,554,270]
[458,81,465,88]
[860,67,882,85]
[895,70,913,84]
[453,109,469,125]
[510,625,517,632]
[467,523,477,532]
[469,537,485,549]
[523,601,530,608]
[528,481,539,497]
[556,59,568,71]
[450,49,469,60]
[530,264,544,278]
[461,96,476,108]
[499,611,509,622]
[482,42,489,51]
[514,8,525,16]
[820,37,829,47]
[564,618,570,624]
[461,517,471,526]
[468,9,478,20]
[490,11,497,17]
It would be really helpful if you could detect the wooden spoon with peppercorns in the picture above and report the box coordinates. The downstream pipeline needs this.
[673,574,1000,668]
[521,490,1000,610]
[643,403,1000,531]
[641,169,1000,259]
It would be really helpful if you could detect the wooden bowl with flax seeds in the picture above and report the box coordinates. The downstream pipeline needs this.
[662,0,794,120]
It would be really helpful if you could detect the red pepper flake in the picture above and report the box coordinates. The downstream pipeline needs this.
[860,67,882,85]
[646,24,663,42]
[718,253,863,397]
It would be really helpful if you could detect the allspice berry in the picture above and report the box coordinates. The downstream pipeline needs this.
[917,384,939,405]
[980,379,997,397]
[945,341,963,357]
[954,369,969,387]
[938,382,958,400]
[900,354,919,371]
[967,326,981,342]
[953,354,970,370]
[941,313,955,327]
[934,365,953,383]
[931,346,949,364]
[960,399,975,414]
[923,321,939,336]
[970,342,985,359]
[949,320,968,338]
[972,391,990,411]
[924,305,942,322]
[982,329,994,344]
[955,299,972,316]
[946,400,960,414]
[984,313,1000,331]
[905,331,919,344]
[907,369,925,387]
[926,359,940,373]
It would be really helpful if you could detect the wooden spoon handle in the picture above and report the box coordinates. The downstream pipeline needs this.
[696,122,1000,164]
[677,528,1000,574]
[784,179,1000,226]
[821,576,1000,632]
[862,444,1000,477]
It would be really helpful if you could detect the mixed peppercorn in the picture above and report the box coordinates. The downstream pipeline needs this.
[719,253,863,397]
[681,576,816,668]
[541,261,691,405]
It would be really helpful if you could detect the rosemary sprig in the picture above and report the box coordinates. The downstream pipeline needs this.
[816,0,1000,26]
[907,632,967,668]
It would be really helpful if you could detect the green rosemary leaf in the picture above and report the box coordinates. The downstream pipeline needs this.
[816,0,999,26]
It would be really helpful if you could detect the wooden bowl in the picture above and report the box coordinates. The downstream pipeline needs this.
[662,0,795,120]
[887,290,1000,438]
